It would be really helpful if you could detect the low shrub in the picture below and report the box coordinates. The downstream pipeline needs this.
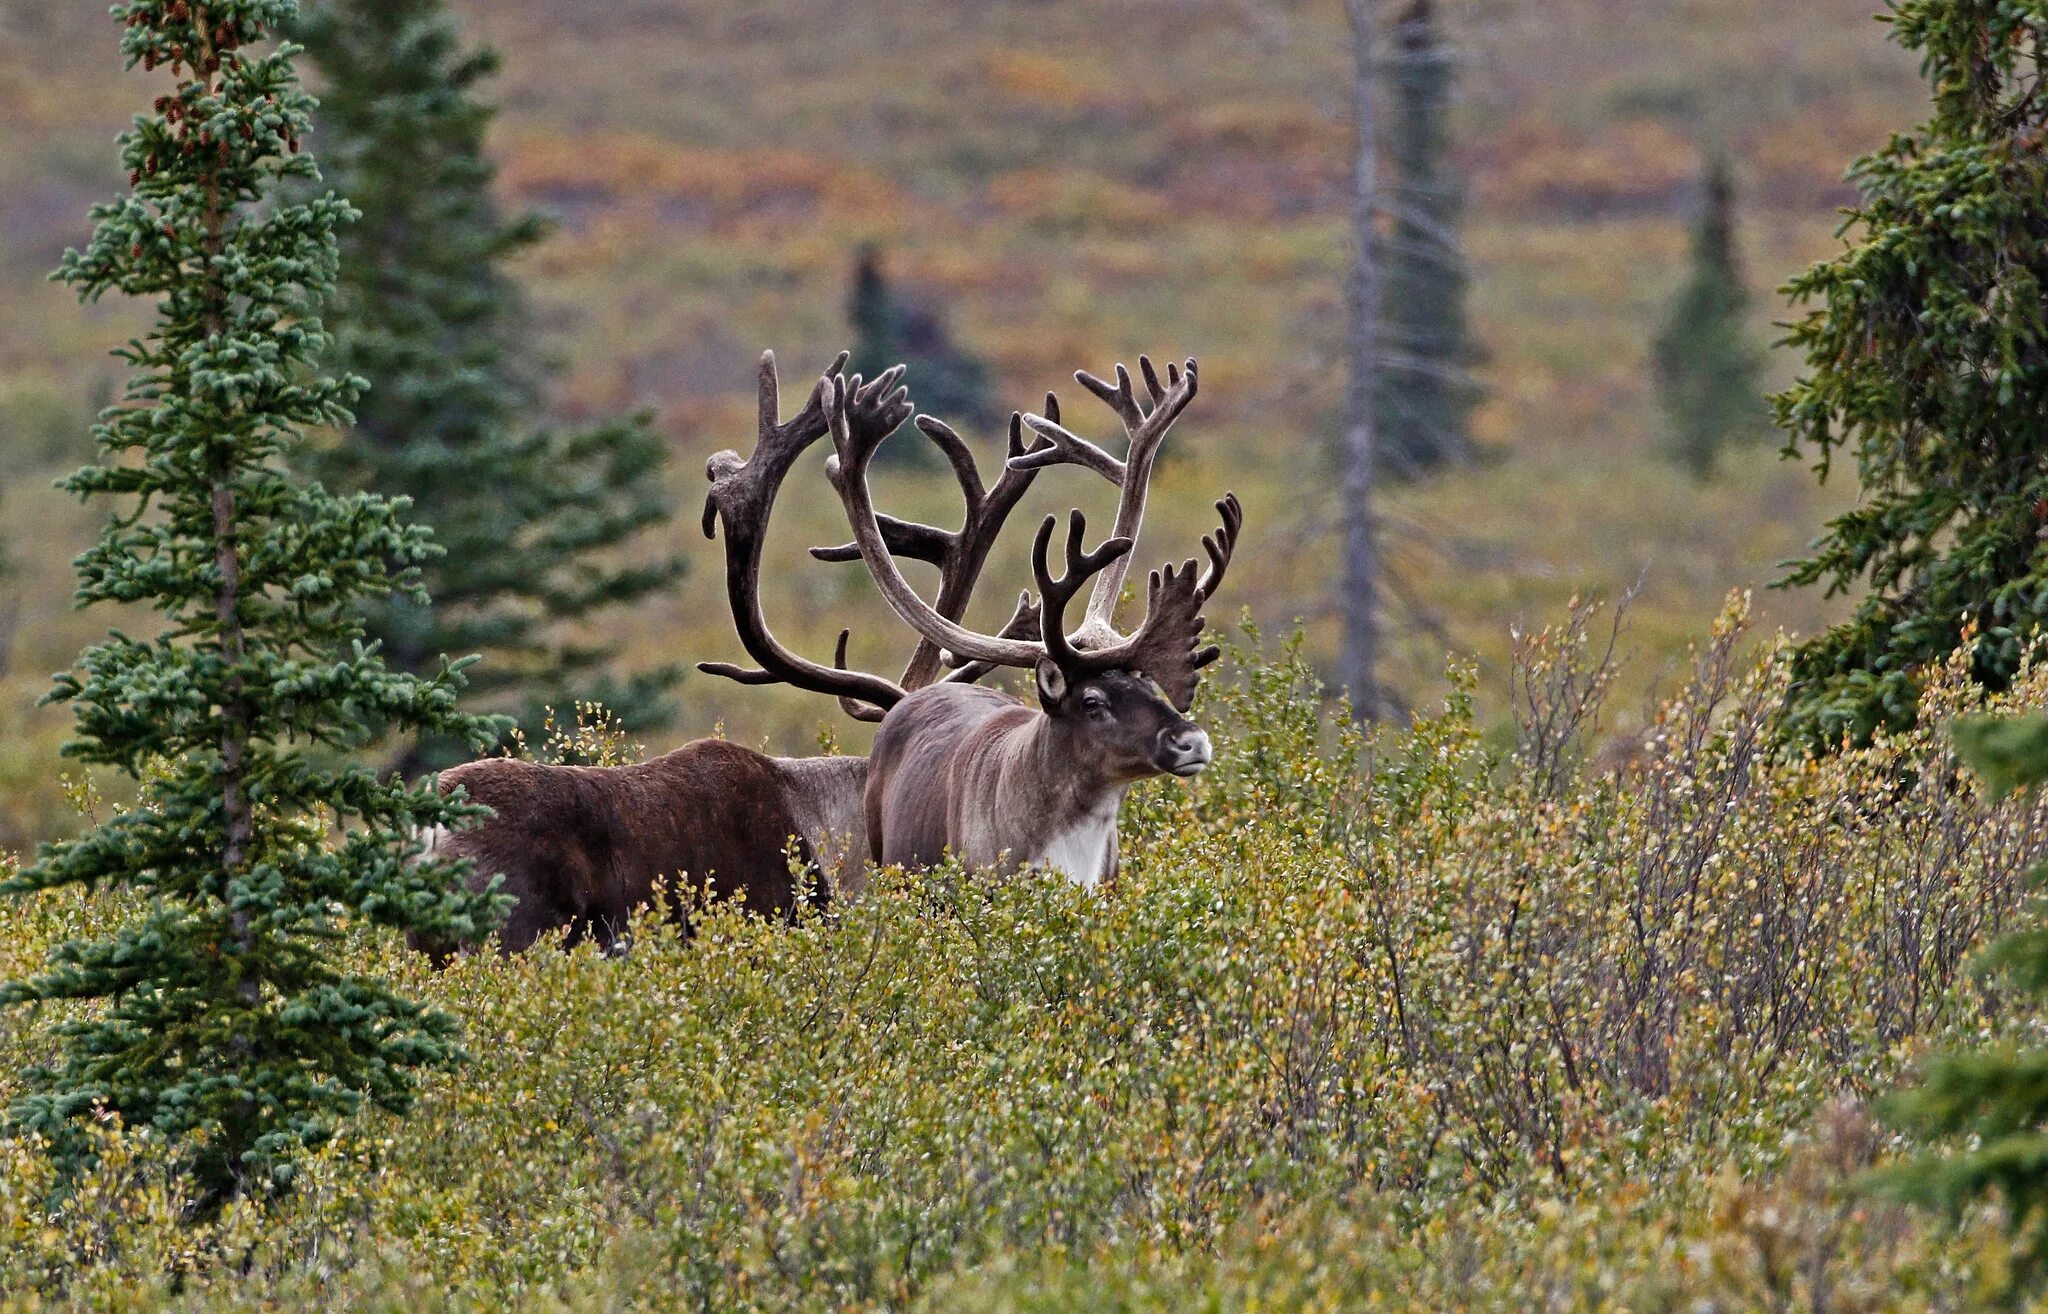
[0,595,2041,1309]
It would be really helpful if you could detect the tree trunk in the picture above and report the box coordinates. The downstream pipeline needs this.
[196,14,260,1026]
[1340,0,1382,720]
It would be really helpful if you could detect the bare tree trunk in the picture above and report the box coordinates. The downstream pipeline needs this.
[1341,0,1382,720]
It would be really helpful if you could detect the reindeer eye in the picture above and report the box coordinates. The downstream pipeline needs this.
[1081,692,1110,718]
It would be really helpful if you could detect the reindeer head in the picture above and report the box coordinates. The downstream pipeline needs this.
[1020,499,1241,783]
[1038,668,1210,781]
[810,351,1240,785]
[700,348,1243,789]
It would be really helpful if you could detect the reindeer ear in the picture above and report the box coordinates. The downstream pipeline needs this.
[1034,658,1068,708]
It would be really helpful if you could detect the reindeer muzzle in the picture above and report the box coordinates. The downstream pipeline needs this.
[1160,727,1214,777]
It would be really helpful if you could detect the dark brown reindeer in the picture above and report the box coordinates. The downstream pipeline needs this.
[413,350,1113,957]
[410,354,877,960]
[790,357,1243,887]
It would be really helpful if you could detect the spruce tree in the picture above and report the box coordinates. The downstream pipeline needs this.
[1653,157,1766,481]
[1775,1,2048,753]
[1888,710,2048,1289]
[847,243,995,465]
[294,0,682,773]
[1,0,505,1205]
[1376,0,1479,476]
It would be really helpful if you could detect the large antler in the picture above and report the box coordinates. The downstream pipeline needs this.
[818,357,1242,712]
[1018,355,1198,648]
[723,348,1237,721]
[699,351,914,722]
[1032,493,1243,711]
[822,372,1121,671]
[810,391,1116,689]
[1032,508,1138,678]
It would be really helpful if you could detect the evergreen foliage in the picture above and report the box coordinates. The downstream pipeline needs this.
[1888,708,2048,1290]
[847,243,995,465]
[1375,0,1479,476]
[1775,0,2048,752]
[294,0,683,772]
[1652,157,1766,481]
[0,0,506,1205]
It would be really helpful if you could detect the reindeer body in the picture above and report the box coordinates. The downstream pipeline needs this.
[869,685,1123,885]
[866,671,1210,888]
[692,348,1237,890]
[413,741,866,961]
[409,348,1238,961]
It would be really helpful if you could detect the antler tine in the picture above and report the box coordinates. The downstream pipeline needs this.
[1184,493,1244,676]
[829,630,889,723]
[1056,491,1242,709]
[1014,413,1127,482]
[1008,388,1117,482]
[1031,509,1135,677]
[1033,354,1200,645]
[699,349,909,720]
[1024,392,1059,456]
[1076,360,1146,431]
[942,590,1043,684]
[1197,493,1243,601]
[1014,383,1125,483]
[1138,355,1189,405]
[806,517,952,567]
[822,372,1052,673]
[912,414,987,507]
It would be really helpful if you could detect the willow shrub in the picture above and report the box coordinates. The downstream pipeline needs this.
[1,595,2044,1309]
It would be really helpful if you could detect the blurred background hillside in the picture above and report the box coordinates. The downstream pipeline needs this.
[0,0,1922,845]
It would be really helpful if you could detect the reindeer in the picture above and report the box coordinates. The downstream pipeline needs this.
[414,744,866,962]
[413,349,1118,956]
[742,355,1242,888]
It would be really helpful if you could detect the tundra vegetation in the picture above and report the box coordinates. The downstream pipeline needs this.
[4,611,2048,1307]
[9,0,2048,1307]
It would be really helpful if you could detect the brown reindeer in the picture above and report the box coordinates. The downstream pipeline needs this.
[413,350,1115,957]
[763,357,1242,887]
[415,746,866,961]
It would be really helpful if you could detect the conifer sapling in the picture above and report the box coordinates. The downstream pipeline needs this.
[1653,157,1765,482]
[1775,0,2048,751]
[295,0,683,772]
[1,0,506,1205]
